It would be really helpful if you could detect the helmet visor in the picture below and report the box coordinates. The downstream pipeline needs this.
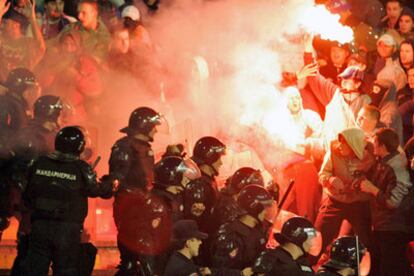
[181,158,201,184]
[153,114,170,135]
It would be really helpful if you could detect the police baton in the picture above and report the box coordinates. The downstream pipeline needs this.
[91,156,101,170]
[266,179,295,248]
[356,235,361,276]
[277,178,295,211]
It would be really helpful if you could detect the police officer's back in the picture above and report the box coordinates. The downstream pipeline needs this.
[10,95,63,276]
[110,107,165,275]
[253,217,318,276]
[184,136,226,233]
[153,156,201,223]
[22,126,113,275]
[213,167,265,229]
[109,107,163,193]
[133,156,201,274]
[211,185,273,274]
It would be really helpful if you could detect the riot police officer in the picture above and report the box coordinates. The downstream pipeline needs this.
[110,107,164,275]
[109,107,163,192]
[0,68,41,140]
[10,95,63,275]
[13,95,62,160]
[184,136,226,233]
[21,126,114,275]
[154,156,200,223]
[124,156,200,275]
[253,216,319,275]
[213,167,265,229]
[210,184,274,275]
[316,236,368,276]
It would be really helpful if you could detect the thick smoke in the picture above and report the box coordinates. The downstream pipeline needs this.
[90,0,343,181]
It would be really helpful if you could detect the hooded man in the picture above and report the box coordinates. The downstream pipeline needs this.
[314,128,375,260]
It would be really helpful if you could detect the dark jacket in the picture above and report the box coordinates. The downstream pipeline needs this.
[0,92,29,141]
[13,119,56,160]
[25,152,113,224]
[109,135,154,191]
[184,173,218,233]
[152,187,184,223]
[366,152,412,232]
[163,252,202,276]
[211,219,267,271]
[211,190,243,231]
[253,247,314,276]
[398,85,414,143]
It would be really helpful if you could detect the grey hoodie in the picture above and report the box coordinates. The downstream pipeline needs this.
[319,128,375,203]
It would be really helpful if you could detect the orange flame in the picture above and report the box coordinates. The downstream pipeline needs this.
[299,4,354,44]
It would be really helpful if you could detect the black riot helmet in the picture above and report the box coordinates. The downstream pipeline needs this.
[55,126,86,155]
[274,216,318,254]
[227,167,264,195]
[34,95,62,123]
[154,156,186,189]
[237,184,273,219]
[5,68,38,94]
[324,236,367,270]
[155,157,200,189]
[120,107,162,136]
[192,136,226,167]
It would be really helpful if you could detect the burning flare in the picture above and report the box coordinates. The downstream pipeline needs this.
[298,4,354,44]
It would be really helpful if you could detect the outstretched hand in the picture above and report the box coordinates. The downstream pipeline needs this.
[296,63,318,80]
[22,0,36,20]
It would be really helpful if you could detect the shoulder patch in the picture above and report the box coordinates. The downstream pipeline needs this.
[300,265,313,272]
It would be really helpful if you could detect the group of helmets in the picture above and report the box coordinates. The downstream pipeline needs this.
[3,68,79,153]
[4,68,63,123]
[5,69,367,271]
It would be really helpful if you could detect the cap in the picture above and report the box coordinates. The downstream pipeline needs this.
[121,5,140,21]
[338,66,364,81]
[377,34,396,47]
[173,220,208,241]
